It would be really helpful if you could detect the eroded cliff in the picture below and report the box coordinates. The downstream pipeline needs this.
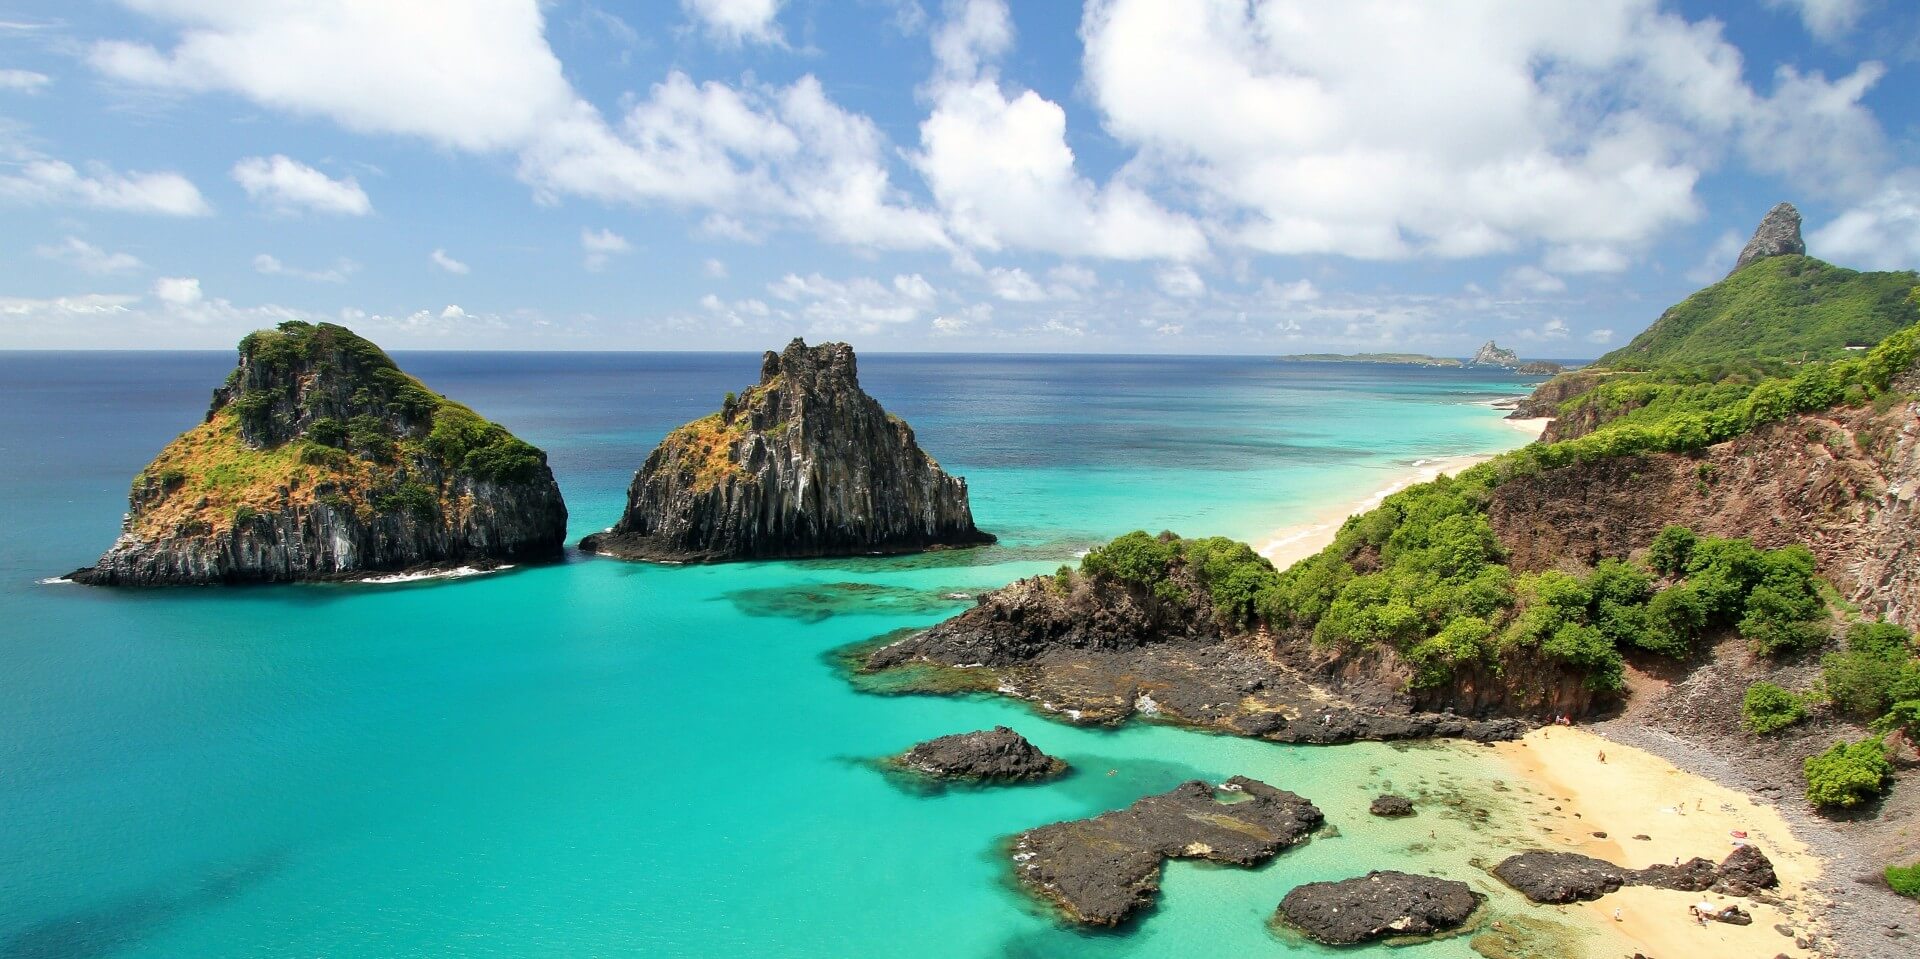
[582,338,991,562]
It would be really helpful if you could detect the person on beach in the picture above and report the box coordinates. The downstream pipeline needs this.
[1598,750,1606,763]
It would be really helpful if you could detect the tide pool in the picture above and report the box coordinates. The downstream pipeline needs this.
[0,352,1575,958]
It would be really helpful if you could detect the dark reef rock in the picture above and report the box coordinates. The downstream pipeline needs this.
[69,322,566,585]
[581,339,991,564]
[1514,360,1565,376]
[1012,777,1322,926]
[1276,871,1481,945]
[861,570,1528,744]
[894,726,1066,783]
[1732,202,1805,275]
[1492,846,1777,904]
[1370,794,1416,817]
[1491,851,1629,904]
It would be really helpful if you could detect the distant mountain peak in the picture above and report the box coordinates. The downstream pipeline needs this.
[1731,202,1805,276]
[1467,341,1520,367]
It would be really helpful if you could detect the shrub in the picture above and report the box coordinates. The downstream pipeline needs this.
[306,417,348,448]
[373,482,439,520]
[1887,862,1920,900]
[1803,737,1893,808]
[1741,681,1808,734]
[1080,530,1179,586]
[463,437,545,484]
[1821,621,1920,722]
[1647,525,1698,576]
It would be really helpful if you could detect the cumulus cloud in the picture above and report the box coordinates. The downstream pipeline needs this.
[768,271,940,334]
[430,249,470,274]
[232,155,371,215]
[1503,265,1567,294]
[152,276,203,306]
[253,253,357,283]
[1079,0,1892,263]
[1812,171,1920,270]
[36,236,144,274]
[913,0,1205,261]
[581,227,631,271]
[0,68,50,92]
[682,0,785,46]
[1515,317,1570,342]
[1155,264,1206,298]
[0,158,209,215]
[1764,0,1867,41]
[1587,328,1616,344]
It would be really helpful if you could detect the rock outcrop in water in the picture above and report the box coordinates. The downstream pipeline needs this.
[1491,846,1777,904]
[893,726,1066,783]
[581,339,991,563]
[1011,777,1323,925]
[1276,871,1480,945]
[1732,202,1805,276]
[1467,341,1520,368]
[69,322,567,585]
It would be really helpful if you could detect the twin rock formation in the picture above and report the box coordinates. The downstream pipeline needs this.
[73,330,983,585]
[581,338,991,563]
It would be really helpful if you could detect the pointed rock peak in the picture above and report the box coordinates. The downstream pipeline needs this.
[1731,202,1805,276]
[761,337,857,386]
[1468,341,1519,367]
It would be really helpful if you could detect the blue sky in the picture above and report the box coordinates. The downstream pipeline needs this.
[2,0,1917,354]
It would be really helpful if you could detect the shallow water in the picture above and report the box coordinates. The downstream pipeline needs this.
[0,352,1574,957]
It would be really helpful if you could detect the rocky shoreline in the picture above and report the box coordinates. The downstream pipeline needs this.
[1591,719,1917,958]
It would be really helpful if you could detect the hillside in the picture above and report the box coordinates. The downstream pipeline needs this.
[71,321,567,584]
[1595,255,1916,370]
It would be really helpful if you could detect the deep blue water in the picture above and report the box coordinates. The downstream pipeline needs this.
[0,352,1582,958]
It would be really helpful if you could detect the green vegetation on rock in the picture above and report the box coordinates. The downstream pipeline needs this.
[1741,681,1808,734]
[1803,736,1894,809]
[1596,255,1917,370]
[1887,862,1920,899]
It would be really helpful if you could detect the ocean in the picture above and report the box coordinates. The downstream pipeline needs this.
[0,351,1581,958]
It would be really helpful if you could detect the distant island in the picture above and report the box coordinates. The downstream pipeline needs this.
[1281,342,1565,375]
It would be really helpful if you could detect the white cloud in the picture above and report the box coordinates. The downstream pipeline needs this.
[1543,244,1632,274]
[581,227,631,271]
[682,0,785,46]
[702,258,729,278]
[1812,170,1920,271]
[0,293,139,321]
[253,253,357,283]
[1266,278,1321,303]
[153,276,203,306]
[1503,265,1567,294]
[1764,0,1867,41]
[767,271,940,334]
[1155,264,1206,298]
[1684,229,1746,284]
[931,302,992,335]
[430,249,470,274]
[1515,317,1570,342]
[0,158,210,215]
[1155,323,1184,336]
[913,0,1205,261]
[1079,0,1892,263]
[231,155,371,216]
[36,236,144,274]
[0,68,50,92]
[439,304,467,320]
[1586,328,1616,344]
[91,0,573,153]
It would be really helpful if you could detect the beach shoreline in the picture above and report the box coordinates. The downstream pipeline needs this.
[1254,412,1548,570]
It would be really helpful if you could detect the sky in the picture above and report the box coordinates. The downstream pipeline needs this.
[1,0,1917,355]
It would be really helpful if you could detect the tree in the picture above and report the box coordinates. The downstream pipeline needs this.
[1803,737,1893,809]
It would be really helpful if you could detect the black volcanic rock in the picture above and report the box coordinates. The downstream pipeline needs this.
[581,339,991,563]
[1276,871,1481,945]
[1492,846,1778,904]
[1370,794,1416,817]
[1011,777,1322,926]
[1490,851,1629,903]
[69,322,566,585]
[1732,202,1805,275]
[895,726,1066,783]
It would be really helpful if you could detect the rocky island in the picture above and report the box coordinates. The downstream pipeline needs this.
[1011,777,1323,925]
[69,322,567,585]
[1275,870,1481,945]
[891,726,1066,784]
[581,338,992,563]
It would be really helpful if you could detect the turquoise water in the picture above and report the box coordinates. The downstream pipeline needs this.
[0,353,1576,958]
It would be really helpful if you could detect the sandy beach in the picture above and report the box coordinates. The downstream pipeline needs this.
[1494,727,1826,958]
[1255,415,1548,570]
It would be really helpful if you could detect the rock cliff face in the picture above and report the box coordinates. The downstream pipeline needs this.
[70,322,567,585]
[1467,341,1520,367]
[582,339,991,563]
[1488,381,1920,625]
[1732,201,1805,275]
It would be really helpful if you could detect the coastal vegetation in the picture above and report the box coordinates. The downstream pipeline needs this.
[1888,861,1920,899]
[1742,682,1808,734]
[1802,737,1894,809]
